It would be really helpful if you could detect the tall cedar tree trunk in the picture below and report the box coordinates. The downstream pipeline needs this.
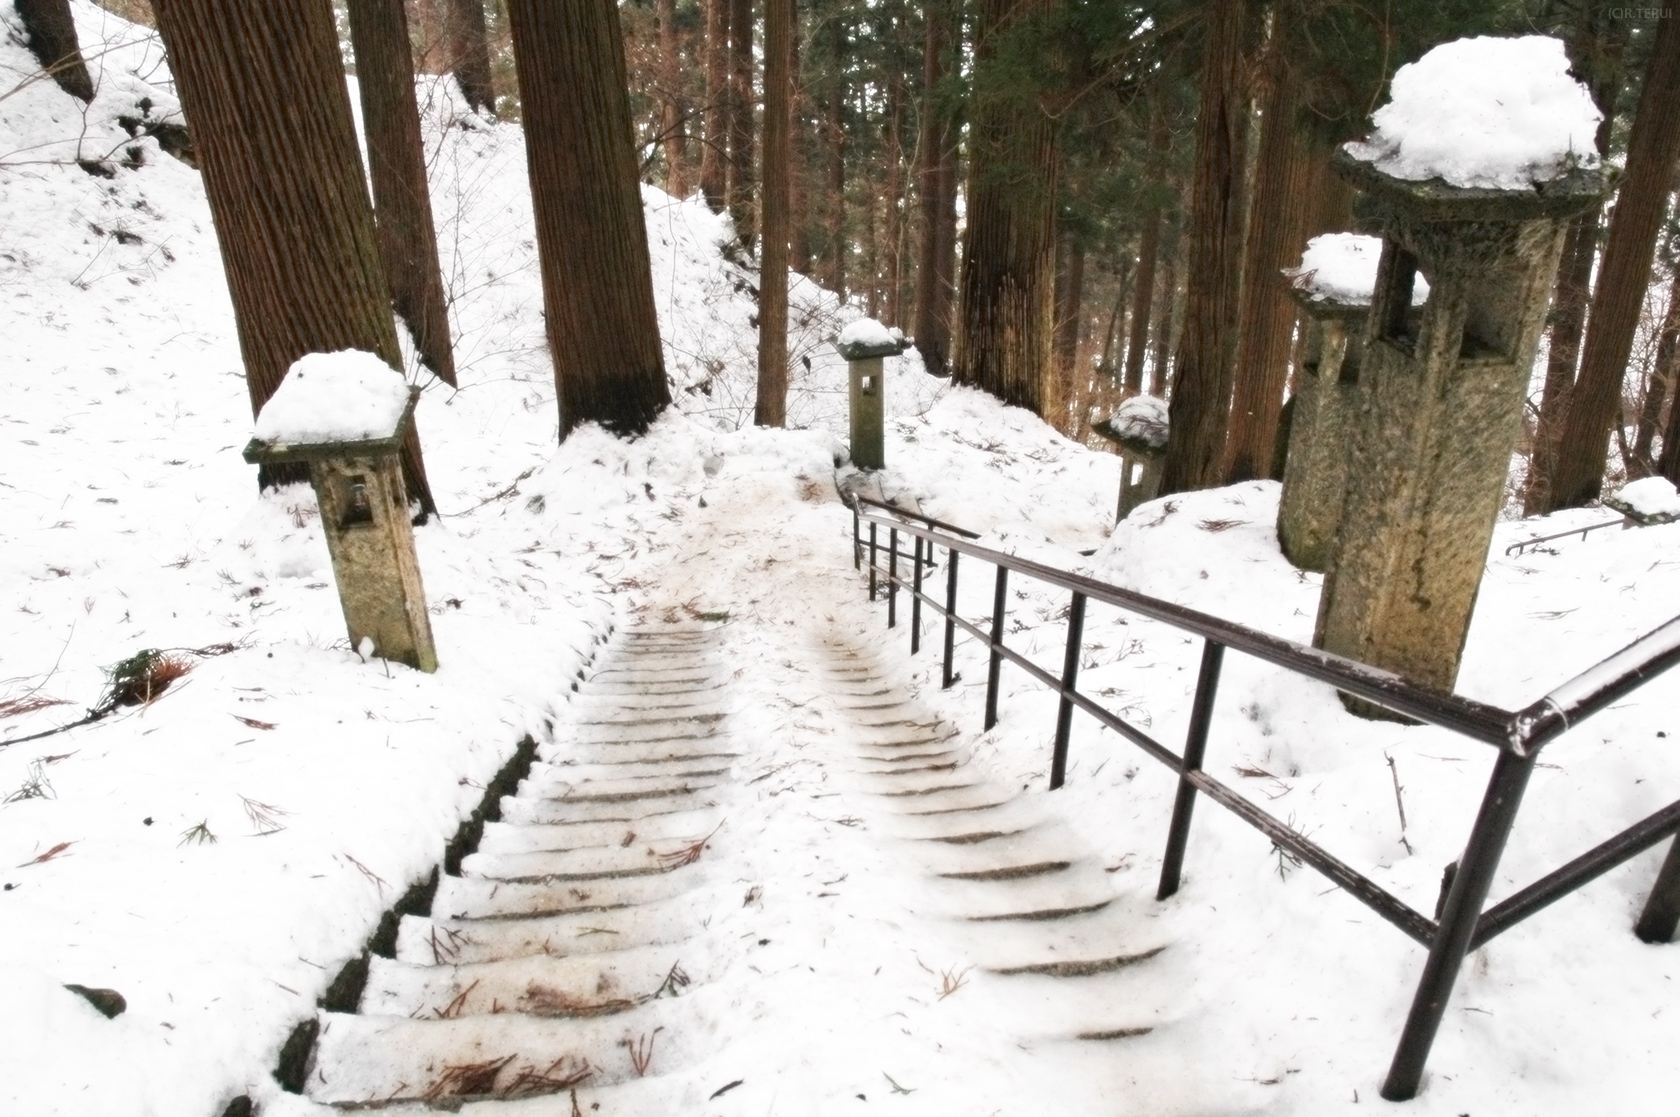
[1160,0,1247,493]
[504,0,670,437]
[726,0,754,244]
[756,0,791,426]
[864,189,880,317]
[1151,213,1180,396]
[912,0,955,374]
[789,28,811,273]
[1098,259,1126,377]
[1222,55,1309,483]
[953,0,1059,418]
[658,0,690,197]
[1633,262,1680,470]
[1546,13,1680,511]
[16,0,94,101]
[443,0,494,115]
[883,70,906,327]
[823,17,847,298]
[154,0,436,516]
[699,0,729,211]
[1660,277,1680,484]
[347,0,458,387]
[1125,204,1162,393]
[1053,236,1085,390]
[1525,14,1626,512]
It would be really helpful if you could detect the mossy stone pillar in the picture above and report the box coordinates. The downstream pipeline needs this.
[836,335,901,471]
[1314,154,1602,704]
[243,386,438,673]
[1276,290,1368,571]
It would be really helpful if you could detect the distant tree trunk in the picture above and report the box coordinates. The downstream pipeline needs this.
[882,71,906,327]
[1124,204,1161,394]
[726,0,755,244]
[699,0,729,211]
[1054,236,1085,385]
[952,0,1059,417]
[1661,287,1680,485]
[1546,14,1680,511]
[1634,268,1680,471]
[16,0,94,101]
[1524,11,1626,512]
[912,0,955,374]
[1159,0,1247,495]
[504,0,670,437]
[441,0,494,115]
[864,190,881,317]
[1223,58,1310,484]
[756,0,791,427]
[155,0,436,515]
[789,27,811,273]
[657,0,690,197]
[347,0,458,388]
[1097,258,1126,379]
[822,21,847,298]
[1151,213,1180,396]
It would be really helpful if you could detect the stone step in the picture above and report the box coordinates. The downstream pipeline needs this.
[889,784,1015,816]
[306,997,701,1105]
[396,889,715,965]
[460,846,688,884]
[569,706,730,728]
[434,869,704,922]
[499,791,717,827]
[569,721,730,746]
[588,654,717,674]
[569,690,729,712]
[518,772,721,804]
[359,947,700,1020]
[911,825,1080,880]
[880,796,1043,841]
[866,765,985,796]
[476,810,722,858]
[581,678,723,696]
[526,759,732,786]
[916,862,1116,923]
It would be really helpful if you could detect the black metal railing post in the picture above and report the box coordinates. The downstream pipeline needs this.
[1382,749,1538,1101]
[984,565,1010,731]
[852,502,861,569]
[868,522,878,601]
[888,528,899,628]
[1635,837,1680,944]
[1049,592,1089,789]
[911,537,924,654]
[942,548,959,689]
[1157,640,1226,900]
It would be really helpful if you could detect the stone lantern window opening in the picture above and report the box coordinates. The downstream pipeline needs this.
[339,474,375,528]
[1458,265,1523,360]
[1379,247,1425,354]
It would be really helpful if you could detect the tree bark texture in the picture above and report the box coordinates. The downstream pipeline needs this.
[952,0,1059,418]
[1151,214,1181,396]
[347,0,458,387]
[504,0,671,438]
[1223,61,1310,484]
[882,69,905,327]
[822,23,847,299]
[1054,236,1085,387]
[442,0,494,115]
[726,0,755,244]
[912,0,955,374]
[154,0,436,515]
[657,0,690,197]
[789,25,811,273]
[1124,203,1161,393]
[1524,209,1602,512]
[699,0,729,211]
[1635,267,1680,471]
[1159,0,1247,495]
[16,0,95,101]
[756,0,791,427]
[1547,14,1680,511]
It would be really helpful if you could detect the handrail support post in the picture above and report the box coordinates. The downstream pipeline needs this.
[888,528,899,628]
[942,548,959,689]
[911,536,924,653]
[984,566,1009,731]
[1157,640,1226,899]
[1049,591,1088,789]
[1635,835,1680,944]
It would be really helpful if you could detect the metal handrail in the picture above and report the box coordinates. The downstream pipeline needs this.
[846,494,1680,1102]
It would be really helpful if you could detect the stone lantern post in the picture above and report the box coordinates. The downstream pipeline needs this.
[1314,152,1603,705]
[243,352,438,673]
[835,319,904,471]
[1091,394,1168,522]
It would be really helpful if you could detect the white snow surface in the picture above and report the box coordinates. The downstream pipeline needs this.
[1343,35,1600,190]
[3,7,1680,1116]
[838,315,897,350]
[253,351,412,444]
[1614,476,1680,519]
[1287,232,1431,306]
[1109,393,1169,448]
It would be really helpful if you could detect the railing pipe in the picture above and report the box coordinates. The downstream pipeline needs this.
[888,528,899,628]
[911,537,924,654]
[984,565,1009,731]
[1049,591,1088,789]
[1158,640,1225,900]
[868,522,878,601]
[942,548,959,689]
[1635,835,1680,944]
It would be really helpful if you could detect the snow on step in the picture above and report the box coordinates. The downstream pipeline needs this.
[888,783,1015,816]
[911,824,1082,879]
[569,689,729,712]
[524,759,731,787]
[306,997,707,1105]
[580,677,722,696]
[519,771,722,803]
[880,796,1044,841]
[395,889,719,966]
[499,792,717,827]
[434,869,705,922]
[476,809,723,858]
[913,860,1116,923]
[359,948,700,1020]
[571,706,729,727]
[569,720,730,746]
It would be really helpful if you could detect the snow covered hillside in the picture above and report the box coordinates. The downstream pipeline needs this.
[2,5,1679,1116]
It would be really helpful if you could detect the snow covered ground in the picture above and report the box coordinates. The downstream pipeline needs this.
[2,6,1679,1115]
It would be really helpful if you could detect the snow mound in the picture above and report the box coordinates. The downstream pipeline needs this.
[1611,477,1680,521]
[838,317,897,350]
[1286,233,1430,306]
[1343,35,1600,191]
[253,351,412,444]
[1108,394,1168,449]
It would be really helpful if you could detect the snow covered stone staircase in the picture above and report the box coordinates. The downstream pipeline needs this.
[303,626,739,1109]
[815,639,1174,1043]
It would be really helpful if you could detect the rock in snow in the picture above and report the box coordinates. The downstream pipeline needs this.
[1286,233,1430,306]
[1343,35,1600,191]
[253,350,412,445]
